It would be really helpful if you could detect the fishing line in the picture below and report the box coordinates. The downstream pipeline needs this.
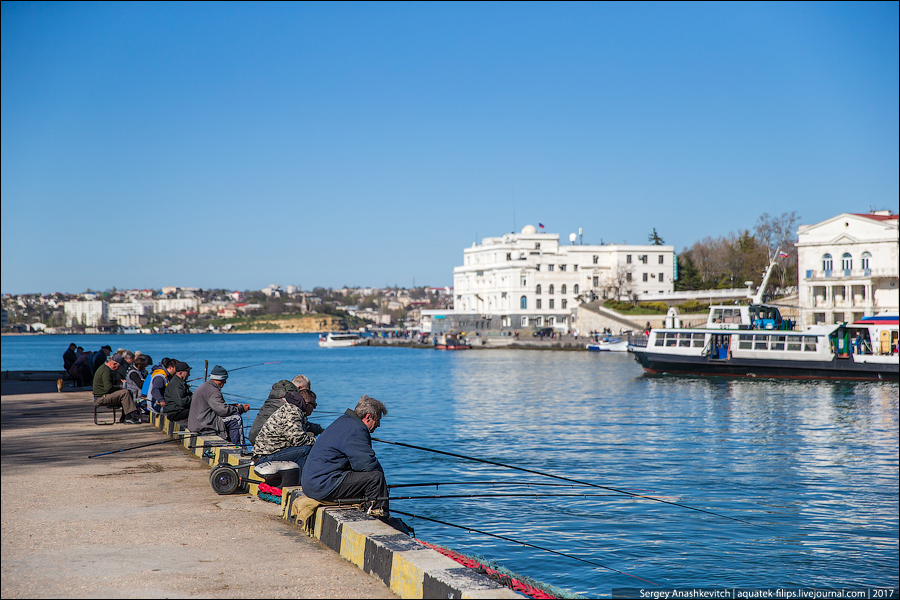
[390,508,660,587]
[334,493,637,501]
[373,438,778,532]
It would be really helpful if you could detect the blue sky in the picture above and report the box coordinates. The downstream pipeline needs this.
[2,2,897,294]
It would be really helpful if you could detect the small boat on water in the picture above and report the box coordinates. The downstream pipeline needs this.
[628,254,899,381]
[318,332,366,348]
[586,336,629,352]
[434,333,470,350]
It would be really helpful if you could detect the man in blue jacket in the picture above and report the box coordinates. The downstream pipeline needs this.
[300,395,389,516]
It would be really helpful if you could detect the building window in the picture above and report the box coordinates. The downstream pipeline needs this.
[562,299,567,309]
[535,264,540,271]
[823,254,833,271]
[520,296,527,309]
[506,253,511,260]
[548,317,555,326]
[841,253,852,270]
[659,273,664,281]
[592,276,599,287]
[536,299,542,309]
[643,273,648,282]
[573,284,579,295]
[640,255,648,264]
[658,255,664,264]
[593,255,599,264]
[548,264,555,272]
[549,299,554,309]
[560,264,566,271]
[626,255,632,264]
[521,276,527,286]
[536,284,542,294]
[862,252,871,270]
[535,243,541,250]
[561,284,567,294]
[549,284,555,294]
[626,272,632,282]
[573,265,578,271]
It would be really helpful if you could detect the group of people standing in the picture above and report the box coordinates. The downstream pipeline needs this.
[64,343,391,516]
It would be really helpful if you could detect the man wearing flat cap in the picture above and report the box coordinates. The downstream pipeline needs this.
[93,353,141,424]
[188,365,249,445]
[162,361,193,422]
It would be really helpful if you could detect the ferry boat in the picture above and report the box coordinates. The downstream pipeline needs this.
[434,333,470,350]
[318,332,366,348]
[628,255,899,381]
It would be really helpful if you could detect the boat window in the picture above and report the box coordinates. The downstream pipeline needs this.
[787,337,802,352]
[803,336,818,352]
[723,309,740,323]
[693,333,706,347]
[738,334,753,350]
[678,332,692,347]
[754,334,769,350]
[771,335,786,351]
[665,332,677,347]
[655,335,664,347]
[711,309,724,323]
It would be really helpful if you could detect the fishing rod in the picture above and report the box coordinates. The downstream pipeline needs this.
[88,432,199,458]
[373,438,777,532]
[187,361,283,382]
[390,508,660,587]
[389,481,658,492]
[334,493,637,502]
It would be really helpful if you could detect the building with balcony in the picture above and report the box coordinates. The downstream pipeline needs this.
[449,225,675,333]
[796,211,899,327]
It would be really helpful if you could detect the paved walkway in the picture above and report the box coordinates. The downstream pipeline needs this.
[0,380,396,599]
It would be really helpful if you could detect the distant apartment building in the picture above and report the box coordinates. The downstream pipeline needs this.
[797,211,899,327]
[108,300,155,326]
[64,300,107,327]
[450,225,675,332]
[154,297,200,313]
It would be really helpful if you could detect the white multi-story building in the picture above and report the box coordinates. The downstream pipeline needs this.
[154,297,200,313]
[64,300,107,327]
[108,300,155,323]
[452,225,675,331]
[796,211,899,327]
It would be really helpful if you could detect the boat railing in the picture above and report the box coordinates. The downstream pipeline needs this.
[628,333,649,348]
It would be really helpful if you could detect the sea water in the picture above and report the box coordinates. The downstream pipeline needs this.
[3,333,898,597]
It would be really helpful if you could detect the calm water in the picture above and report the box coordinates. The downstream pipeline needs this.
[3,334,898,596]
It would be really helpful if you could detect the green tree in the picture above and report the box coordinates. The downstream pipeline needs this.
[648,228,665,245]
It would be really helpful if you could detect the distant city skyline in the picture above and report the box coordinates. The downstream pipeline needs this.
[2,2,898,295]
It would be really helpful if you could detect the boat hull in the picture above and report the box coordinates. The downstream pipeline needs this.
[630,348,899,381]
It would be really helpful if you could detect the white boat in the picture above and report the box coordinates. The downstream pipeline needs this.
[586,336,628,352]
[628,252,899,381]
[318,332,366,348]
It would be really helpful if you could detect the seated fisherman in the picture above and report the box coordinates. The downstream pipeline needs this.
[187,365,248,445]
[162,361,192,422]
[248,374,312,446]
[93,354,141,424]
[144,358,176,413]
[300,395,389,516]
[123,355,150,415]
[252,388,323,487]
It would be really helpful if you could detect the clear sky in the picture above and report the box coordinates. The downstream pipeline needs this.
[2,2,898,295]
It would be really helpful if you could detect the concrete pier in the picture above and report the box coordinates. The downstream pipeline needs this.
[0,379,396,599]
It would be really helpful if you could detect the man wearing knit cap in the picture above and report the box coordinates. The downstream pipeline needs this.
[163,361,193,422]
[188,365,249,446]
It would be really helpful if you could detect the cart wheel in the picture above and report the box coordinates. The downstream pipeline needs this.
[210,465,240,495]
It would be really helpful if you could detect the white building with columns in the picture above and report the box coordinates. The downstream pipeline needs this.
[452,225,675,331]
[796,211,899,327]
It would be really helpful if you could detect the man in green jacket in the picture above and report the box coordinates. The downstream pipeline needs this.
[93,354,140,424]
[163,362,193,422]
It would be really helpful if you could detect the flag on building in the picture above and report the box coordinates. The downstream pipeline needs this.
[538,223,545,229]
[779,252,789,258]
